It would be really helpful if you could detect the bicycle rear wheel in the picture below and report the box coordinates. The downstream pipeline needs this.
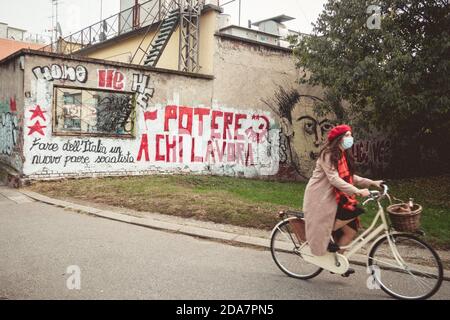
[270,218,322,280]
[368,233,443,300]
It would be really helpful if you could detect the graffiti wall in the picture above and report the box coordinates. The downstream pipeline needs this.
[136,104,278,176]
[21,55,278,179]
[264,86,392,179]
[0,98,20,165]
[1,51,390,181]
[0,56,23,173]
[352,138,392,176]
[213,35,393,179]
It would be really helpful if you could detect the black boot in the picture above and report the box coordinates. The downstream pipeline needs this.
[327,242,340,253]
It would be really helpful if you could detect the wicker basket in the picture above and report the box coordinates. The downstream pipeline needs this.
[387,203,422,232]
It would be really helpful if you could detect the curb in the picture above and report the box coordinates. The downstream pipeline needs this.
[20,190,258,244]
[20,190,450,282]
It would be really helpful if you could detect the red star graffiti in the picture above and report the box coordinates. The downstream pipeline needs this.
[30,105,46,121]
[28,121,46,136]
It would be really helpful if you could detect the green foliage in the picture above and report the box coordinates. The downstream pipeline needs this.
[292,0,450,176]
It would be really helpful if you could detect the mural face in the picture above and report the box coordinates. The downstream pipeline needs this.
[269,86,392,179]
[287,97,334,177]
[267,87,336,179]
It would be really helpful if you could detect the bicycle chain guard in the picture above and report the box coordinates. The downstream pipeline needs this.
[299,245,350,274]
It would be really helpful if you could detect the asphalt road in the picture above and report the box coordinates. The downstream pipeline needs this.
[1,192,449,300]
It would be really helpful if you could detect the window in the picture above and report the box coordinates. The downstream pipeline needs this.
[54,86,135,137]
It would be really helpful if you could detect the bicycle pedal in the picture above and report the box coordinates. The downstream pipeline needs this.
[341,268,355,278]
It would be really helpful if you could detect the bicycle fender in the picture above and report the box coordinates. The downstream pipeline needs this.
[270,217,300,239]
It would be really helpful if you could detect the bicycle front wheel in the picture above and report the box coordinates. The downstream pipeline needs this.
[368,233,443,300]
[270,219,322,280]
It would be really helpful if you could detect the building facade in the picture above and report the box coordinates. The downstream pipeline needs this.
[0,22,45,60]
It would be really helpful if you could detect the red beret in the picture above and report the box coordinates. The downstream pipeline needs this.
[328,124,352,142]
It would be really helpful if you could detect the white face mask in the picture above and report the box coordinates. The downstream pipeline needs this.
[341,136,354,150]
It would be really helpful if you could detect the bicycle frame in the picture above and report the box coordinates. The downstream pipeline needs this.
[339,194,410,272]
[342,199,390,259]
[291,190,407,274]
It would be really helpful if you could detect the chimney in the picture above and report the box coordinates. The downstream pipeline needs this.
[248,20,251,29]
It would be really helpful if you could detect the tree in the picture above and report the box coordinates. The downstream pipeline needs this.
[292,0,450,177]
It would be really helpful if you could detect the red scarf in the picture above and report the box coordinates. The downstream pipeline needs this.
[335,151,360,225]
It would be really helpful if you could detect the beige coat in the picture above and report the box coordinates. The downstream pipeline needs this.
[302,152,375,256]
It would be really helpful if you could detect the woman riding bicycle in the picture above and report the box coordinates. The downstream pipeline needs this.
[272,126,444,297]
[303,124,384,258]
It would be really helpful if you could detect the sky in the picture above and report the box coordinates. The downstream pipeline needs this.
[0,0,327,42]
[220,0,327,33]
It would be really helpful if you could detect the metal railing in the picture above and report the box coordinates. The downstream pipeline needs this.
[41,0,174,55]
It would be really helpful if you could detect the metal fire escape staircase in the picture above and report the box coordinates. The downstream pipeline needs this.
[178,0,203,73]
[144,9,179,66]
[132,0,180,66]
[132,0,204,73]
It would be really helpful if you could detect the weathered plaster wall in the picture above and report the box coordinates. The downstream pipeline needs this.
[212,35,329,180]
[1,41,391,182]
[0,55,24,173]
[19,53,278,179]
[212,35,391,179]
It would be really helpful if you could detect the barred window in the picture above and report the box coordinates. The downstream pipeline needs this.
[53,86,135,137]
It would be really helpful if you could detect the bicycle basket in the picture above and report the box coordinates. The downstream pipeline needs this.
[387,203,422,232]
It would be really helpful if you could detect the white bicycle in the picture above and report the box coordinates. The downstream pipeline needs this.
[270,183,443,300]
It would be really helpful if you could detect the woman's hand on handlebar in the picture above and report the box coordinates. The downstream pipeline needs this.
[356,188,371,197]
[372,180,385,189]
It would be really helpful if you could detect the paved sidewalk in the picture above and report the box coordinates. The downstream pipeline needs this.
[0,186,34,204]
[5,187,449,281]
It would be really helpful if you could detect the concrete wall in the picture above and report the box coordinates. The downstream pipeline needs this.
[16,53,278,180]
[214,35,336,180]
[212,34,391,179]
[219,27,279,46]
[0,32,391,182]
[0,55,24,173]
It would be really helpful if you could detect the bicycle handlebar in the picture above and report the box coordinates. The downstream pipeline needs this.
[362,182,389,205]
